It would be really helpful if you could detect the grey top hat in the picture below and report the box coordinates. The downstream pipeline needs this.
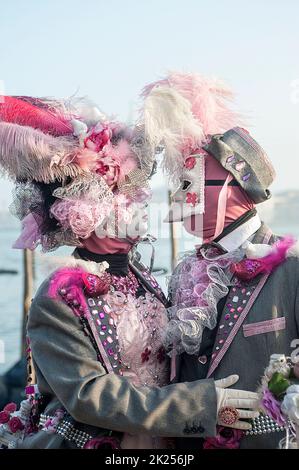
[204,127,276,204]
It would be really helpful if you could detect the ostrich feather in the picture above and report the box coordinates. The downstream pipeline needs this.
[166,72,240,135]
[142,71,241,136]
[0,95,73,136]
[0,122,84,183]
[142,85,204,182]
[140,72,242,182]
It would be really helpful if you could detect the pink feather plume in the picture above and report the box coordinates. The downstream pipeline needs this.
[258,236,296,272]
[142,71,242,137]
[48,267,88,316]
[0,96,73,136]
[231,236,296,281]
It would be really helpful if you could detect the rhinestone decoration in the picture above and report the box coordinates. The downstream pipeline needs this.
[85,297,122,373]
[213,283,256,361]
[39,414,92,449]
[226,155,235,164]
[218,406,239,426]
[245,414,285,436]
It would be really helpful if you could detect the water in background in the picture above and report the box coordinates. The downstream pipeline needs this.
[0,209,298,375]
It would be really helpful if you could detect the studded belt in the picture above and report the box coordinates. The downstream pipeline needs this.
[39,414,93,449]
[246,414,285,436]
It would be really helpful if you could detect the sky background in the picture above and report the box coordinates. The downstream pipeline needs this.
[0,0,299,209]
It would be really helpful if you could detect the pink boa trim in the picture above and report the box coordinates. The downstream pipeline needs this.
[255,236,295,271]
[48,267,88,316]
[231,236,296,281]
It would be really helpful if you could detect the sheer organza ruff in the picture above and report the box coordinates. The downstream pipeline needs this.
[164,246,245,356]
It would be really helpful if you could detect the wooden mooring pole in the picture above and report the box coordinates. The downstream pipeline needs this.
[21,249,35,384]
[168,190,179,271]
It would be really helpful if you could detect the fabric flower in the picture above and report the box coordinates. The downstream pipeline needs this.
[186,192,199,206]
[184,156,196,170]
[281,385,299,424]
[83,436,120,449]
[68,203,102,239]
[0,411,10,424]
[51,199,108,239]
[8,416,24,433]
[261,388,286,427]
[84,124,112,153]
[96,154,120,188]
[203,426,245,449]
[3,402,17,414]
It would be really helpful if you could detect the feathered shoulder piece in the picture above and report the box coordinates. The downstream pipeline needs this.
[139,71,241,182]
[48,262,110,316]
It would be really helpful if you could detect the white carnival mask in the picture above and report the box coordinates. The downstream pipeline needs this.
[164,151,206,223]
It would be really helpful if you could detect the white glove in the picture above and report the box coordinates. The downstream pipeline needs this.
[215,374,260,430]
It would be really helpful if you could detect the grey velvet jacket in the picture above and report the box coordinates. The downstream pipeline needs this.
[16,264,217,449]
[173,224,299,449]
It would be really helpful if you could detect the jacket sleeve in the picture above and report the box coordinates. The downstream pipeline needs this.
[28,282,217,438]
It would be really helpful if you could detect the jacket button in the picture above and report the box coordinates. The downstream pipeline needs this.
[197,425,205,433]
[198,355,207,364]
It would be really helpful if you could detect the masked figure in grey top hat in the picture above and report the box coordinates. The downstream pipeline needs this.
[140,72,299,449]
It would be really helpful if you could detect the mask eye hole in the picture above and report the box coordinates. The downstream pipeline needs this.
[182,180,191,191]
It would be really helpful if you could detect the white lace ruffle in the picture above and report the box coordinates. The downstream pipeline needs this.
[164,246,245,356]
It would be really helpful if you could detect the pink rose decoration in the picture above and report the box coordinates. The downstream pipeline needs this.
[184,156,196,170]
[68,203,102,239]
[3,402,17,414]
[84,124,112,152]
[8,416,24,433]
[0,411,10,424]
[51,200,105,239]
[96,155,120,188]
[203,426,245,449]
[83,436,120,449]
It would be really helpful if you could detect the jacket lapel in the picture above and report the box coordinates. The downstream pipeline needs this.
[207,273,270,377]
[207,223,274,378]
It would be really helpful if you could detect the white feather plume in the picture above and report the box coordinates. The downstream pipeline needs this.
[142,85,204,183]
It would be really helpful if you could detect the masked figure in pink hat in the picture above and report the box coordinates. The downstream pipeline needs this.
[141,72,299,449]
[0,94,258,449]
